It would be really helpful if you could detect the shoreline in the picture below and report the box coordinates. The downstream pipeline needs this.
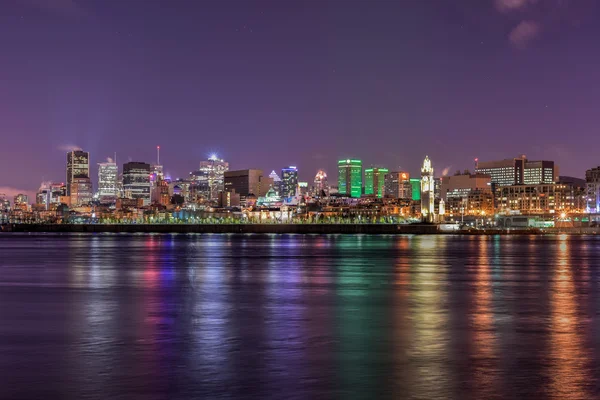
[2,223,598,235]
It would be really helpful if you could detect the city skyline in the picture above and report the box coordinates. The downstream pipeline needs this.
[2,0,600,198]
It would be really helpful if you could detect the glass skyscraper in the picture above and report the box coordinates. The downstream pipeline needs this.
[98,162,119,204]
[338,159,362,198]
[123,162,151,205]
[66,150,90,196]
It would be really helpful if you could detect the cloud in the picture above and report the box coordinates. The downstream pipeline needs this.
[441,166,452,177]
[0,187,36,204]
[18,0,88,17]
[509,20,541,49]
[106,157,114,163]
[495,0,538,13]
[57,144,82,152]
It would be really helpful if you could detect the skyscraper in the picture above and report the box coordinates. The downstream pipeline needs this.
[66,150,90,196]
[421,156,435,222]
[191,155,229,201]
[281,166,298,198]
[123,162,151,205]
[586,166,600,213]
[313,170,328,196]
[365,167,389,198]
[98,162,119,204]
[269,170,282,196]
[224,169,273,205]
[338,159,362,198]
[384,171,411,199]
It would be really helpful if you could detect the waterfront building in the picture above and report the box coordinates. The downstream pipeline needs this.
[123,162,151,205]
[586,166,600,213]
[365,167,389,198]
[281,166,298,198]
[98,162,119,204]
[224,169,273,205]
[269,170,283,196]
[420,156,435,222]
[66,150,90,196]
[497,183,576,215]
[194,155,229,201]
[440,172,491,200]
[524,160,558,185]
[384,172,411,199]
[338,159,362,198]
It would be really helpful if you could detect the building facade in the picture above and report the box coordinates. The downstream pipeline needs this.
[281,166,298,198]
[98,162,119,204]
[313,170,328,197]
[384,171,411,199]
[365,167,389,198]
[70,178,93,207]
[476,156,558,186]
[224,169,273,205]
[497,183,576,215]
[338,159,362,198]
[66,150,90,196]
[123,162,151,206]
[192,156,229,201]
[586,166,600,213]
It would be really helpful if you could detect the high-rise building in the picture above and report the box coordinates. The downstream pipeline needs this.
[384,171,411,199]
[338,159,362,198]
[98,162,119,204]
[475,156,558,187]
[13,194,28,205]
[224,169,273,205]
[410,178,421,201]
[190,155,229,201]
[269,170,282,196]
[37,182,68,209]
[70,178,93,207]
[313,170,328,197]
[586,166,600,213]
[123,162,151,205]
[365,167,389,198]
[440,172,491,200]
[281,166,298,198]
[421,156,435,222]
[497,184,575,215]
[66,150,90,196]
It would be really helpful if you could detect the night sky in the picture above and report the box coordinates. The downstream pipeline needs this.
[1,0,599,199]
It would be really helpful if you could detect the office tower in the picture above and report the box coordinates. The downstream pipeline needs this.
[191,155,229,201]
[269,170,282,196]
[523,160,558,184]
[410,178,421,201]
[586,166,600,213]
[70,178,93,207]
[365,167,389,198]
[66,150,90,196]
[13,194,28,205]
[152,146,164,180]
[338,159,362,198]
[98,162,119,204]
[440,172,493,216]
[313,170,328,196]
[224,169,273,205]
[497,184,575,215]
[281,166,298,198]
[384,171,411,199]
[421,156,435,222]
[440,172,491,200]
[37,182,69,209]
[123,162,151,205]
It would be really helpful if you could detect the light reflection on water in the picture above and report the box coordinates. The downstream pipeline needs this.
[1,234,600,399]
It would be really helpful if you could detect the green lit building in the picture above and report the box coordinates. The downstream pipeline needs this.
[364,167,389,198]
[338,159,363,198]
[410,178,421,201]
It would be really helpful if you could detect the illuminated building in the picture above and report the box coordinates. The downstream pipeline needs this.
[224,169,273,205]
[338,159,362,198]
[37,182,68,209]
[66,150,90,196]
[70,178,93,206]
[440,172,491,200]
[365,167,389,198]
[281,166,298,198]
[313,170,328,196]
[410,178,421,201]
[475,156,557,186]
[421,156,435,222]
[384,171,411,199]
[193,155,229,201]
[123,162,151,205]
[13,194,28,205]
[497,183,576,215]
[98,162,119,204]
[269,170,282,196]
[586,166,600,213]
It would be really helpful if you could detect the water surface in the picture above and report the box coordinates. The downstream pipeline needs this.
[1,233,599,399]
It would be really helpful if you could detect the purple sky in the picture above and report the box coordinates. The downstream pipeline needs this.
[1,0,600,199]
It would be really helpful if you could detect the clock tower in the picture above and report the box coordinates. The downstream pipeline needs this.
[421,156,435,222]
